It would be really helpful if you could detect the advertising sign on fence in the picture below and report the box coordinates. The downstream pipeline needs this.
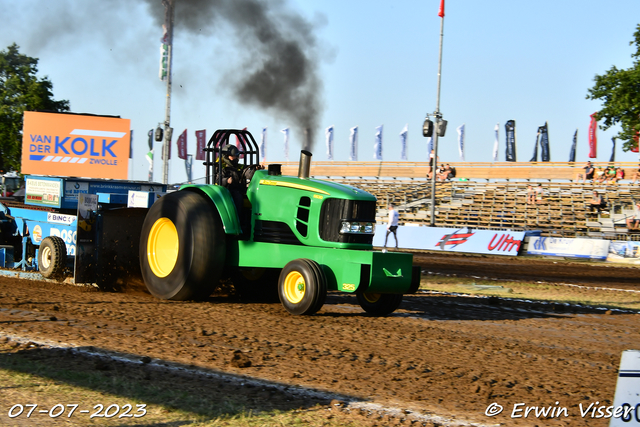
[607,241,640,264]
[526,237,609,260]
[22,111,131,179]
[373,226,525,256]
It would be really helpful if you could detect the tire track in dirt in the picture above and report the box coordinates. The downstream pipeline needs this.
[0,271,637,426]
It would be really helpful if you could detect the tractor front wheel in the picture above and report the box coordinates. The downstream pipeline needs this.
[140,191,226,300]
[278,259,326,315]
[356,292,403,316]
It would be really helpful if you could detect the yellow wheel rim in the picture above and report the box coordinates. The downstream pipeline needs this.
[363,293,381,303]
[147,217,179,278]
[283,271,305,304]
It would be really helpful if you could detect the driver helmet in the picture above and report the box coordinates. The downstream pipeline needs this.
[221,144,240,158]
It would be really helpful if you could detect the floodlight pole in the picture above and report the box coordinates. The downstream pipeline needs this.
[429,10,445,226]
[161,0,175,185]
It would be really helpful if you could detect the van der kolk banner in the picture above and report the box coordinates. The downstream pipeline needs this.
[22,112,131,180]
[373,226,524,256]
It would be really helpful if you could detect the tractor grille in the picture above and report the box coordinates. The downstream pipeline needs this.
[319,198,376,244]
[254,220,302,245]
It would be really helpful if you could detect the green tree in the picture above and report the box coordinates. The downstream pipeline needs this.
[587,25,640,152]
[0,43,69,172]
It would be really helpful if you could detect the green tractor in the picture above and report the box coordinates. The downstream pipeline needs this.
[139,129,420,315]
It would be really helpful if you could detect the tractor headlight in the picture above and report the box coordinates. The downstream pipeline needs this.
[340,221,375,234]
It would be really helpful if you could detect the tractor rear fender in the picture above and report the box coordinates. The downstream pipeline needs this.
[179,185,241,235]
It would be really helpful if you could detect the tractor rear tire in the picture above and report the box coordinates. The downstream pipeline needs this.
[278,259,327,315]
[356,292,403,316]
[38,236,67,279]
[140,191,226,301]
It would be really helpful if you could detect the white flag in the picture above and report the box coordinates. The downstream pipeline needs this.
[493,123,499,161]
[349,127,358,161]
[281,127,289,161]
[260,127,267,162]
[325,125,334,160]
[457,124,465,161]
[399,124,408,161]
[374,125,383,160]
[426,135,433,160]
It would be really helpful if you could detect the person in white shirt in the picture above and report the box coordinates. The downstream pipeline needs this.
[627,202,640,230]
[384,204,399,249]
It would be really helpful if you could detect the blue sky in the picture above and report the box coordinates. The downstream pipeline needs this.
[1,0,639,183]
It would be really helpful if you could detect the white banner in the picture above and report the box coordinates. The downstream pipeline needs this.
[372,226,524,256]
[260,127,267,162]
[280,127,289,161]
[457,123,465,161]
[493,123,499,161]
[349,126,358,161]
[373,125,383,160]
[325,125,334,160]
[400,124,408,161]
[527,237,609,260]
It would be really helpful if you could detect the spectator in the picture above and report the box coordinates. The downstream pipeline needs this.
[447,164,457,179]
[526,185,535,204]
[384,204,399,250]
[434,164,446,181]
[535,183,544,204]
[437,164,451,181]
[626,201,640,230]
[605,166,617,183]
[631,164,640,184]
[594,167,606,183]
[613,167,625,184]
[588,191,607,213]
[576,161,595,182]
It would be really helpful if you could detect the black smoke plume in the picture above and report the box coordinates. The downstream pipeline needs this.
[143,0,323,150]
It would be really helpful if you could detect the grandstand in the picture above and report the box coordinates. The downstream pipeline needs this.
[279,161,640,240]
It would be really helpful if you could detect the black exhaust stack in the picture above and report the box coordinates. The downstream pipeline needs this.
[298,150,312,179]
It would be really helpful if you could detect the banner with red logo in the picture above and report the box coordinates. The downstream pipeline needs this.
[372,226,525,256]
[588,113,598,158]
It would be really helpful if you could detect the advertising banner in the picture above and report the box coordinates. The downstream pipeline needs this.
[177,129,187,160]
[588,112,597,158]
[539,122,550,162]
[505,120,517,162]
[195,129,206,161]
[526,236,609,260]
[25,176,62,208]
[373,226,524,256]
[607,241,640,264]
[22,112,130,179]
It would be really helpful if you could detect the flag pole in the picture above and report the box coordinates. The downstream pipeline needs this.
[430,0,445,226]
[161,0,174,185]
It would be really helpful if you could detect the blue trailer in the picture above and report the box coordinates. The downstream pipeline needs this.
[0,175,166,288]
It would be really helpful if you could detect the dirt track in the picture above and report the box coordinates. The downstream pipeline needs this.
[0,253,638,426]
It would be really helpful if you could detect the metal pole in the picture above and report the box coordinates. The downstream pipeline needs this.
[162,0,174,185]
[429,13,445,226]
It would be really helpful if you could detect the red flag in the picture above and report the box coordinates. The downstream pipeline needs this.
[588,113,597,158]
[632,130,640,153]
[438,0,445,18]
[195,129,206,160]
[177,129,187,160]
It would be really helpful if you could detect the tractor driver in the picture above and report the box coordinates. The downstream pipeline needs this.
[219,144,246,213]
